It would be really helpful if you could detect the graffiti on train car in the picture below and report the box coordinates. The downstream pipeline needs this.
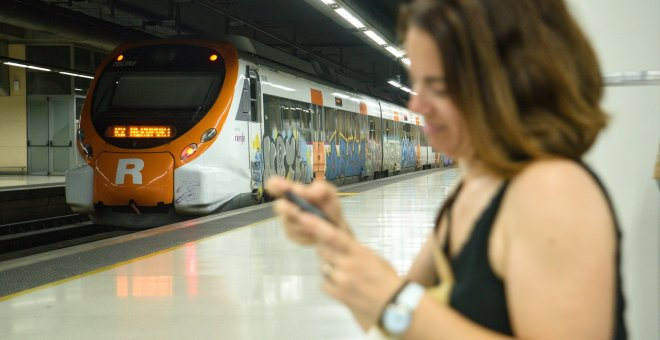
[366,139,383,174]
[383,139,402,171]
[401,138,417,168]
[263,130,312,183]
[250,134,264,197]
[325,132,367,180]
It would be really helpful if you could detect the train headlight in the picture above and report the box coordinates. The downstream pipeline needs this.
[181,143,198,161]
[200,128,217,143]
[82,143,93,159]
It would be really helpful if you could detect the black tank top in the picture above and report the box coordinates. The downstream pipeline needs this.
[435,165,627,338]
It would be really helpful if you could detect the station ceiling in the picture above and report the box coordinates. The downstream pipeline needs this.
[0,0,411,106]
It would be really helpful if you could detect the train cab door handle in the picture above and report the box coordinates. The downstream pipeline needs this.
[69,141,72,147]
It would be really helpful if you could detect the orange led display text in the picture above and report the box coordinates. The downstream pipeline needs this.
[108,126,174,138]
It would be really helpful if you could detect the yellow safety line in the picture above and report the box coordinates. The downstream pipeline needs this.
[336,192,357,196]
[0,216,278,302]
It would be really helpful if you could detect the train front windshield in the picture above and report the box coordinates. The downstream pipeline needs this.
[91,44,227,148]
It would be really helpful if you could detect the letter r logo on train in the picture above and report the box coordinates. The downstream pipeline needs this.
[115,158,145,185]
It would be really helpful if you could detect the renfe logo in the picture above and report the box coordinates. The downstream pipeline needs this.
[116,158,144,185]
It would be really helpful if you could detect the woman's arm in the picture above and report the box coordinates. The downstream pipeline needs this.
[406,232,441,287]
[503,160,617,339]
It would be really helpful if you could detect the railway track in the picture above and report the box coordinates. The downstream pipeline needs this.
[0,215,132,261]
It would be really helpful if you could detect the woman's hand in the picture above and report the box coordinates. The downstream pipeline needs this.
[265,176,404,329]
[265,176,350,245]
[315,226,404,329]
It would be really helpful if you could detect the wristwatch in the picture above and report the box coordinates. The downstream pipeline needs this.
[381,281,425,337]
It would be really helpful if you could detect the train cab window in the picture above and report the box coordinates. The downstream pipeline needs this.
[110,75,217,109]
[90,44,226,148]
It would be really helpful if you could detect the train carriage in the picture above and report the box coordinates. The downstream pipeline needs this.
[66,36,447,228]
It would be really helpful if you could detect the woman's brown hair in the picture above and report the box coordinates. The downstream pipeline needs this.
[400,0,607,178]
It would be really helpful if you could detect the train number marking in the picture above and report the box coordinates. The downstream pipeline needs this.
[115,158,145,185]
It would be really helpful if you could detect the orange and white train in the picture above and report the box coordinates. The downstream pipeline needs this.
[65,37,450,228]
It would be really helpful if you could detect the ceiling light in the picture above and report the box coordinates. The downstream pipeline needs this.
[319,0,336,4]
[402,58,411,66]
[386,46,404,58]
[59,71,94,79]
[335,8,365,29]
[364,30,387,46]
[4,61,28,68]
[388,80,402,88]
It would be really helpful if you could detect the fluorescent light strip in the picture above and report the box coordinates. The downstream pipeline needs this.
[364,30,387,46]
[335,8,364,29]
[28,65,52,72]
[386,46,404,58]
[4,62,52,72]
[402,58,411,66]
[388,80,402,88]
[320,0,335,4]
[59,71,94,79]
[4,61,28,68]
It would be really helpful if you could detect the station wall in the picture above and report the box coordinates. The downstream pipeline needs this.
[568,0,660,338]
[0,43,27,172]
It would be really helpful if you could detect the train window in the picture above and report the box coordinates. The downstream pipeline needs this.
[360,115,368,142]
[249,80,259,122]
[420,126,427,147]
[325,107,336,145]
[337,110,346,140]
[281,104,292,132]
[385,120,393,138]
[109,75,217,109]
[264,95,282,136]
[371,117,382,144]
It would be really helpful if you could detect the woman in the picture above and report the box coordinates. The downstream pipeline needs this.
[266,0,627,338]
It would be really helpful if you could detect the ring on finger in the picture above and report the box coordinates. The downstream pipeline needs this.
[320,262,334,280]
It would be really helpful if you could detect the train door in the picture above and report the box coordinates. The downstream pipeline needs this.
[246,66,263,197]
[27,95,74,175]
[311,103,325,180]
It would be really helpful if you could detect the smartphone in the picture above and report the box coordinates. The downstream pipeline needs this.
[284,191,331,222]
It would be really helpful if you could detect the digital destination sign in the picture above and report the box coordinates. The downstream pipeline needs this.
[107,126,174,138]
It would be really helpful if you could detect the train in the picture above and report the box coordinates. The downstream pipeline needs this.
[65,36,451,228]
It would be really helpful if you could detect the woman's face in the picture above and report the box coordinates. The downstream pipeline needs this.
[405,26,472,159]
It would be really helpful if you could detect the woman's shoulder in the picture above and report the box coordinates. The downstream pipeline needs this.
[503,158,614,239]
[508,158,601,199]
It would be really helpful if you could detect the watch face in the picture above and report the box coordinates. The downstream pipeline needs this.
[383,304,412,336]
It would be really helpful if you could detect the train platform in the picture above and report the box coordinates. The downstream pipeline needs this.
[0,174,65,192]
[0,175,69,227]
[0,167,458,340]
